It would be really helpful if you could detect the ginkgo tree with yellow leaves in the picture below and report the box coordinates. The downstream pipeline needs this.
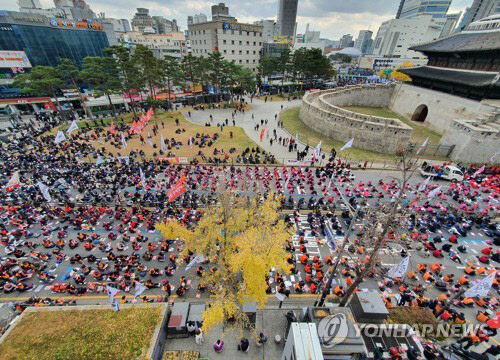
[156,192,293,332]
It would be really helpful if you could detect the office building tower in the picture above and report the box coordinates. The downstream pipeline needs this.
[463,0,500,27]
[399,0,452,26]
[354,30,373,54]
[439,12,461,37]
[277,0,298,37]
[131,8,155,32]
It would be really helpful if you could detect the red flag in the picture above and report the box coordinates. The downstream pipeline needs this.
[168,182,186,202]
[260,127,266,142]
[110,120,117,135]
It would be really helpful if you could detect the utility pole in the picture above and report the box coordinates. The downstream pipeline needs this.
[316,207,360,307]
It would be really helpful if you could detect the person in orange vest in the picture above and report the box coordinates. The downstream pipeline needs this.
[423,272,434,282]
[477,311,489,323]
[476,297,488,308]
[443,274,454,283]
[407,271,417,280]
[334,286,345,297]
[459,275,469,286]
[304,264,312,274]
[325,255,333,266]
[417,264,427,273]
[384,296,392,309]
[310,283,317,294]
[462,297,474,307]
[457,331,480,350]
[300,254,309,265]
[476,267,486,275]
[438,293,448,302]
[346,276,353,287]
[464,266,476,276]
[430,264,442,274]
[315,262,322,272]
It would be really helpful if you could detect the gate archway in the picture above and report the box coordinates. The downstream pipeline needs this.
[411,104,428,122]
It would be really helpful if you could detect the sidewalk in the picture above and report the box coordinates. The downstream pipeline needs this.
[162,307,292,359]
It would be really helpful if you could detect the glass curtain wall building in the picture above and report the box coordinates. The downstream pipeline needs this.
[0,11,109,68]
[398,0,452,26]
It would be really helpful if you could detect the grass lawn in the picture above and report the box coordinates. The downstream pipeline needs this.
[343,106,442,145]
[280,107,396,163]
[0,307,162,360]
[57,111,260,161]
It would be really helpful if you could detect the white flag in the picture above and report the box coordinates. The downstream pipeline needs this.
[387,256,410,279]
[6,171,20,188]
[134,282,148,300]
[340,138,354,151]
[418,177,431,192]
[96,154,104,165]
[327,172,335,189]
[139,167,146,188]
[121,133,127,148]
[160,134,167,152]
[416,137,428,155]
[36,181,51,202]
[427,185,441,198]
[66,120,79,134]
[147,132,153,146]
[471,165,485,178]
[490,151,500,163]
[464,271,496,298]
[54,131,66,144]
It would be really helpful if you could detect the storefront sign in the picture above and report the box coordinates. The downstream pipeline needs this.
[0,51,32,69]
[0,97,51,105]
[12,15,45,23]
[50,19,103,31]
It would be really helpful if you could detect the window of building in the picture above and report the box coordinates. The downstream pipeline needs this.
[253,59,256,63]
[239,40,242,45]
[204,40,206,44]
[231,30,234,35]
[239,50,242,54]
[259,42,262,45]
[253,41,256,45]
[223,50,227,53]
[246,41,249,45]
[239,60,242,63]
[231,40,235,45]
[239,30,242,35]
[246,50,249,54]
[223,40,226,44]
[253,51,256,54]
[246,59,249,63]
[232,50,235,54]
[203,30,205,34]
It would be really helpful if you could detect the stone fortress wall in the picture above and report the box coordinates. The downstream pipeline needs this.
[299,84,413,154]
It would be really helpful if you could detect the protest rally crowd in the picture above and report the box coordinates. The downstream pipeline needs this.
[0,108,499,353]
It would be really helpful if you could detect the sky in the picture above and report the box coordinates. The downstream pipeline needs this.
[4,0,473,39]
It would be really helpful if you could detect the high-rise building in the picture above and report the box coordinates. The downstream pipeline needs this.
[396,0,406,18]
[0,10,108,68]
[463,0,500,28]
[131,8,155,32]
[53,0,96,20]
[353,30,373,54]
[18,0,42,8]
[373,15,441,57]
[276,0,298,37]
[187,16,193,26]
[455,7,472,32]
[152,16,179,34]
[439,12,461,37]
[340,34,354,48]
[399,0,452,26]
[193,13,208,24]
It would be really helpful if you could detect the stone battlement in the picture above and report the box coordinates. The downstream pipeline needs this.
[300,84,413,154]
